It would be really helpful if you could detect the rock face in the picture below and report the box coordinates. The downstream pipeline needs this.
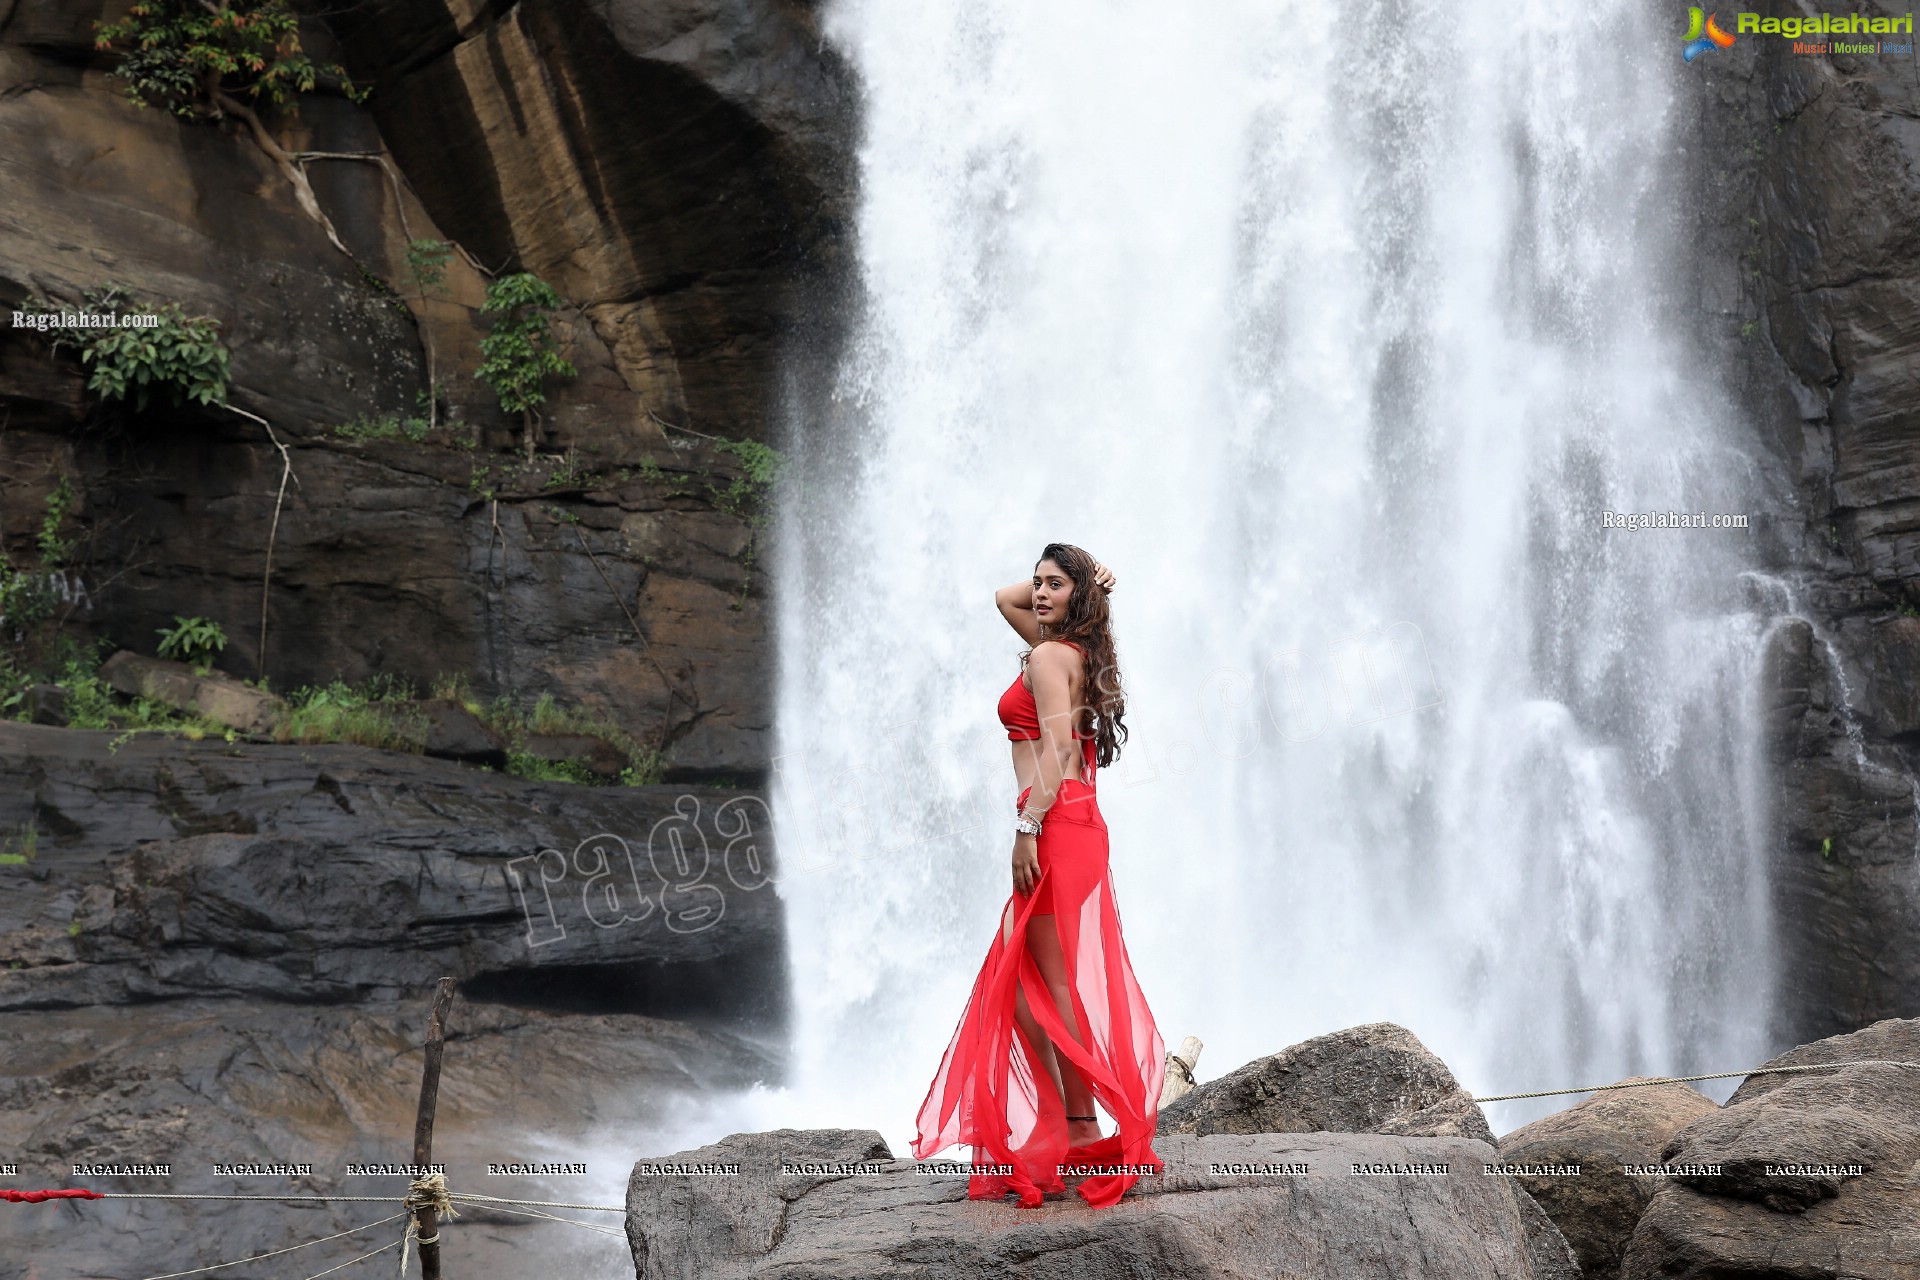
[1621,1018,1920,1279]
[626,1128,1572,1280]
[325,0,854,450]
[1156,1022,1496,1146]
[1498,1080,1720,1280]
[0,721,785,1019]
[1692,0,1920,1040]
[0,0,849,778]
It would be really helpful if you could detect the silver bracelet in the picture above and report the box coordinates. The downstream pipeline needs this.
[1014,811,1043,836]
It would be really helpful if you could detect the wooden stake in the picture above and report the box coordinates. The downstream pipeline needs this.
[1158,1035,1204,1109]
[412,977,458,1279]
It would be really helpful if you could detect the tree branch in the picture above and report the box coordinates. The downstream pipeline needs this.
[213,88,353,258]
[221,401,299,682]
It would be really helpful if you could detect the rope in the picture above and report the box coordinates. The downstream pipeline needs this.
[1471,1057,1920,1103]
[397,1173,459,1277]
[133,1213,408,1280]
[24,1188,623,1211]
[447,1192,626,1213]
[297,1236,403,1280]
[99,1194,406,1202]
[447,1198,628,1240]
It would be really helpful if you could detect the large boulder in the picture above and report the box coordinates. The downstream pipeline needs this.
[98,650,287,735]
[626,1128,1574,1280]
[1621,1018,1920,1279]
[1156,1022,1495,1145]
[413,696,509,767]
[1497,1079,1720,1279]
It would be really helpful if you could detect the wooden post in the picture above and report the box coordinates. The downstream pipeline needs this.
[1158,1035,1204,1109]
[411,977,458,1279]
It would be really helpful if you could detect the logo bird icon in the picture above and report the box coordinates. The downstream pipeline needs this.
[1683,7,1737,61]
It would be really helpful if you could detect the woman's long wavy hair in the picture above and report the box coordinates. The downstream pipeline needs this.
[1026,542,1128,769]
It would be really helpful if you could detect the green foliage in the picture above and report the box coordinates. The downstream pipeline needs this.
[405,239,452,297]
[0,652,30,718]
[713,437,785,489]
[156,614,227,673]
[273,676,428,751]
[476,273,576,418]
[1820,836,1834,860]
[0,476,81,652]
[699,436,787,608]
[485,690,663,786]
[94,0,364,117]
[545,449,603,491]
[0,820,36,866]
[30,289,231,412]
[706,437,786,516]
[1,634,659,785]
[332,411,431,444]
[36,474,77,570]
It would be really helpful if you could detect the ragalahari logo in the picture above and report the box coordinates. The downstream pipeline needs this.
[1683,7,1737,60]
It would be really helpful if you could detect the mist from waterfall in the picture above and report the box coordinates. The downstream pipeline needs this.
[760,0,1777,1150]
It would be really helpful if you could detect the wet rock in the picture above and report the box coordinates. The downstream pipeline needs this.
[0,721,786,1025]
[1730,0,1920,1043]
[627,1128,1573,1280]
[413,696,508,767]
[1621,1018,1920,1279]
[1498,1079,1720,1279]
[98,650,286,734]
[24,683,66,726]
[1156,1021,1495,1145]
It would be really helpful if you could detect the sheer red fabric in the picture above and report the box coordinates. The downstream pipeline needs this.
[913,734,1166,1208]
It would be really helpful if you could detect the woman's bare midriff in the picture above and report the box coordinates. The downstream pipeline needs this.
[1010,668,1092,799]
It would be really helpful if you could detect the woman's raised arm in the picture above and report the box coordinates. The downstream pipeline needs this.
[995,579,1044,646]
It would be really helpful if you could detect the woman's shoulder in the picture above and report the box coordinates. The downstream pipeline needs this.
[1029,638,1086,664]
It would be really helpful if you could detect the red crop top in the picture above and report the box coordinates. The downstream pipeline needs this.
[998,640,1095,744]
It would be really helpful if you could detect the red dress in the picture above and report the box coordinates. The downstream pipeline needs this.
[912,642,1166,1207]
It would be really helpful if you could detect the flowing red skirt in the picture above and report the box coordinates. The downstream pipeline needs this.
[912,778,1166,1207]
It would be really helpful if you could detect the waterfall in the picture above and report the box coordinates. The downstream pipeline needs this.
[764,0,1776,1149]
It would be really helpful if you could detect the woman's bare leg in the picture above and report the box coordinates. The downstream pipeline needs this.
[1002,903,1100,1145]
[1001,903,1066,1105]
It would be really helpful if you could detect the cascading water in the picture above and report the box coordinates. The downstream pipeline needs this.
[760,0,1779,1149]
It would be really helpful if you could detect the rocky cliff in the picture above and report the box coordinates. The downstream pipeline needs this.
[0,4,845,1275]
[0,0,853,779]
[1688,12,1920,1042]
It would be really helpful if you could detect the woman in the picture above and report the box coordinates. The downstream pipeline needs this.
[912,542,1167,1208]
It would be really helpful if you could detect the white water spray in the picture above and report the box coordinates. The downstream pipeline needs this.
[763,0,1776,1150]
